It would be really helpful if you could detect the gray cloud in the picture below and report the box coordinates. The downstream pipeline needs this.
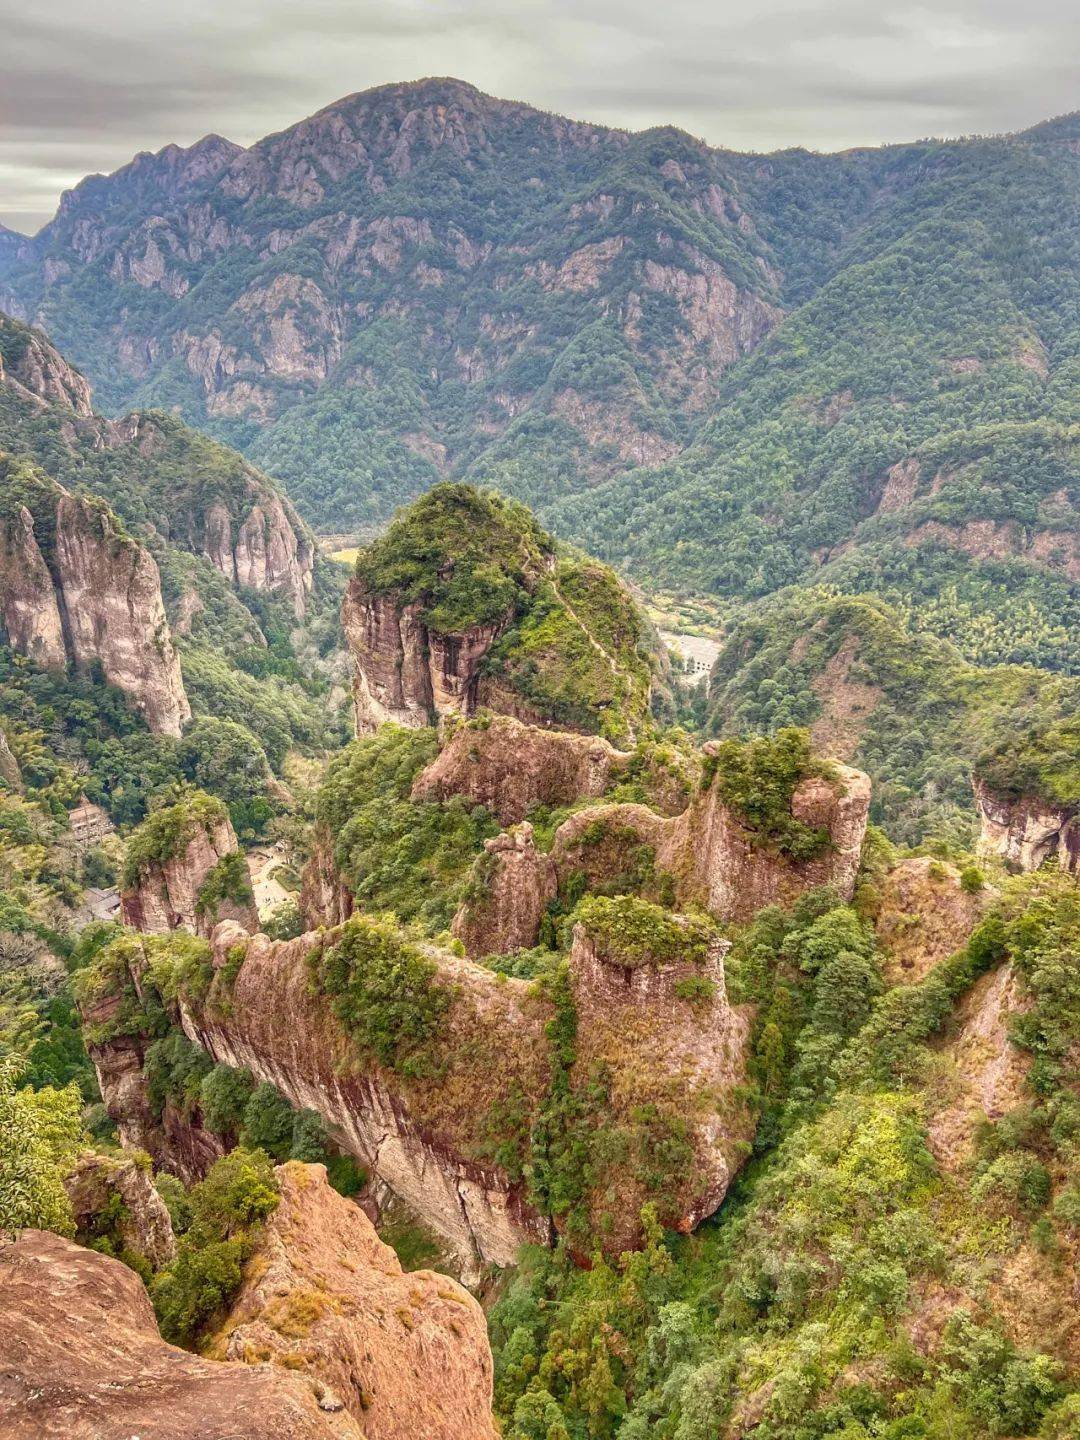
[1,0,1076,232]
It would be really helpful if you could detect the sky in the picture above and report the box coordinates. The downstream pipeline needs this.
[2,0,1077,233]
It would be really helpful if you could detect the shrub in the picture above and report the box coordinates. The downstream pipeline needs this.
[309,915,451,1072]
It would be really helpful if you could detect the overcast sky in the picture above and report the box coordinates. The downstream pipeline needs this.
[1,0,1076,233]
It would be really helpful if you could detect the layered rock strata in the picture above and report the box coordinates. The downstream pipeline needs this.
[974,778,1079,874]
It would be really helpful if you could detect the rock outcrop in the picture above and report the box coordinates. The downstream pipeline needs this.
[451,823,557,957]
[974,778,1079,874]
[64,1150,177,1268]
[567,919,753,1254]
[342,583,509,733]
[300,823,355,929]
[214,1162,498,1440]
[413,715,629,825]
[517,757,872,941]
[0,477,191,736]
[671,760,872,920]
[87,899,756,1268]
[0,314,93,416]
[201,489,314,617]
[121,801,258,937]
[184,921,554,1276]
[0,1229,364,1439]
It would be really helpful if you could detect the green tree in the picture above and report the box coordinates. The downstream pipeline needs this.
[0,1059,84,1235]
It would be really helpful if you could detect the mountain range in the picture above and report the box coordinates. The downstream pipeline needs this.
[1,81,1075,684]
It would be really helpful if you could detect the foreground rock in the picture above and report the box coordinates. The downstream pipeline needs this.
[974,777,1078,874]
[0,469,190,735]
[0,1229,363,1439]
[213,1162,497,1440]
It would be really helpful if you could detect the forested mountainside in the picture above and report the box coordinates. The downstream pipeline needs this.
[0,310,349,834]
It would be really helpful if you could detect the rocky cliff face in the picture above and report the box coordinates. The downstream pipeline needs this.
[568,922,753,1254]
[121,808,257,937]
[414,715,629,824]
[0,312,318,619]
[974,778,1079,874]
[64,1151,177,1268]
[300,823,355,929]
[200,489,314,617]
[184,921,554,1277]
[671,761,872,920]
[0,479,191,736]
[89,899,757,1269]
[0,315,93,415]
[342,583,508,732]
[213,1162,497,1440]
[80,993,226,1182]
[451,823,557,958]
[0,1229,364,1439]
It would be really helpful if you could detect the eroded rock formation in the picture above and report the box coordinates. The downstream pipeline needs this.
[0,1229,363,1439]
[80,993,226,1182]
[974,778,1079,874]
[545,767,869,925]
[342,583,509,732]
[121,806,257,937]
[0,481,190,736]
[413,715,629,825]
[183,921,554,1276]
[214,1162,498,1440]
[567,921,753,1254]
[201,490,314,617]
[451,823,557,957]
[64,1150,177,1268]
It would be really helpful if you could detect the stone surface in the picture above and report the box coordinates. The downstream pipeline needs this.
[451,822,557,957]
[214,1162,498,1440]
[121,812,258,937]
[544,762,872,925]
[974,778,1079,874]
[65,1150,177,1268]
[414,714,629,825]
[0,1228,364,1439]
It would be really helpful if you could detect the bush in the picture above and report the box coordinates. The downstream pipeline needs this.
[151,1149,280,1346]
[199,1064,255,1137]
[241,1082,295,1160]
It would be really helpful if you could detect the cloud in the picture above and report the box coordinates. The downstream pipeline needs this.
[1,0,1076,231]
